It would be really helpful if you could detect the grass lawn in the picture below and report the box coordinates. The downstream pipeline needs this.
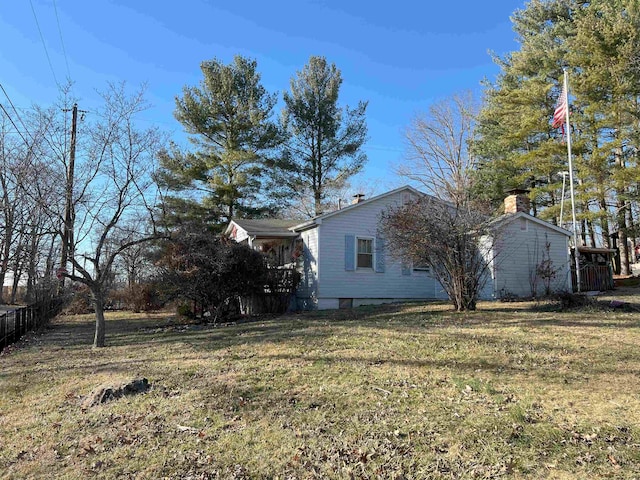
[1,293,640,479]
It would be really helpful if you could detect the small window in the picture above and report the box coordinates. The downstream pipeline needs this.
[413,263,430,273]
[357,238,373,268]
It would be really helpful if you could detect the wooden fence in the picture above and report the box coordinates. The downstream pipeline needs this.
[0,298,63,351]
[571,264,614,292]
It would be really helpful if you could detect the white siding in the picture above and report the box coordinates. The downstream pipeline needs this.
[477,235,497,300]
[313,190,445,308]
[295,228,319,309]
[493,218,570,298]
[229,222,249,243]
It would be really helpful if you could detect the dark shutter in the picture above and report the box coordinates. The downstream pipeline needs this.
[345,235,355,271]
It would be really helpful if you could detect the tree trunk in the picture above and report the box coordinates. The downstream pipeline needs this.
[93,292,106,348]
[580,219,588,246]
[9,239,23,304]
[0,240,9,304]
[25,233,39,303]
[617,201,630,275]
[314,190,322,217]
[599,196,611,249]
[626,204,636,262]
[587,219,596,248]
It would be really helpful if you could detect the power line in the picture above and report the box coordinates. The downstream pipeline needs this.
[0,82,66,161]
[29,0,60,89]
[0,83,35,143]
[0,103,30,148]
[52,0,71,81]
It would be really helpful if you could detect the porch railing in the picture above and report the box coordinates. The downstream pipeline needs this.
[571,264,614,292]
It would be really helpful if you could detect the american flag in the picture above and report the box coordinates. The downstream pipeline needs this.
[552,82,567,129]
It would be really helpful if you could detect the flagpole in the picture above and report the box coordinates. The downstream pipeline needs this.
[563,69,582,292]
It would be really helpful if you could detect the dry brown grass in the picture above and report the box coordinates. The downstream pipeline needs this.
[1,293,640,479]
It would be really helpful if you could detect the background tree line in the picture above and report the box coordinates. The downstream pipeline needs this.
[472,0,640,274]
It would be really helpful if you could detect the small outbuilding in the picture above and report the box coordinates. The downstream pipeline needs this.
[480,191,573,299]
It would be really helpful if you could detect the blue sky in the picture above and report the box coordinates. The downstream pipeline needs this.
[0,0,525,192]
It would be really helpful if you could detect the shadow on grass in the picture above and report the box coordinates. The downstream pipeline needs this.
[10,300,639,386]
[41,297,640,354]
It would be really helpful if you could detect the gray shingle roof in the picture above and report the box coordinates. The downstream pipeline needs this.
[231,218,301,236]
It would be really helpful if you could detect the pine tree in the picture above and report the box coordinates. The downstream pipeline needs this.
[158,56,281,228]
[275,56,368,217]
[569,0,640,271]
[473,0,578,221]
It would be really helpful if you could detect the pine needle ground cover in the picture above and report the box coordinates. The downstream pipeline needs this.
[1,296,639,479]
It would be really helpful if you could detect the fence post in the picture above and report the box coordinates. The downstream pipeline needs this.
[11,310,18,343]
[0,313,5,350]
[15,309,20,341]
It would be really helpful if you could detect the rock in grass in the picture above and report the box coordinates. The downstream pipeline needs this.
[82,378,150,409]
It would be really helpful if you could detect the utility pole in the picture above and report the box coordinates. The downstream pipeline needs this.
[58,103,78,288]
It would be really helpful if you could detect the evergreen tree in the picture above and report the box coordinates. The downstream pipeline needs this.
[276,56,368,217]
[473,0,577,221]
[158,56,281,228]
[569,0,640,270]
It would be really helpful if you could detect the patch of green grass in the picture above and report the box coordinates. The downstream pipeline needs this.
[1,302,640,478]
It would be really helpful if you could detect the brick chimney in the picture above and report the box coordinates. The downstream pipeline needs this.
[352,193,365,205]
[504,189,530,214]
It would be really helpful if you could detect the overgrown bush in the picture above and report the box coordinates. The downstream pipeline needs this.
[117,283,165,312]
[63,284,94,314]
[158,230,269,322]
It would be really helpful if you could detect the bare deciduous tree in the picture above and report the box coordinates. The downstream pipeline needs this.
[381,197,495,311]
[54,83,166,347]
[397,91,478,207]
[0,107,59,304]
[385,92,495,311]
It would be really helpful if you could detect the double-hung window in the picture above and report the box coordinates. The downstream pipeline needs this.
[357,237,373,268]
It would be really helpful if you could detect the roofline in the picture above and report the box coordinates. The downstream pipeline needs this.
[224,220,240,236]
[575,246,617,253]
[225,219,300,238]
[492,211,572,237]
[289,185,425,231]
[251,232,300,238]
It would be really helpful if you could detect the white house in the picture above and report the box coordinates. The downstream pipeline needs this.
[226,186,573,310]
[227,186,448,310]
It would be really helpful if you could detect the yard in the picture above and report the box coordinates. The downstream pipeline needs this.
[1,291,640,479]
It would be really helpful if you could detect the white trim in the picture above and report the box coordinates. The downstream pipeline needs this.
[491,211,571,237]
[290,185,426,232]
